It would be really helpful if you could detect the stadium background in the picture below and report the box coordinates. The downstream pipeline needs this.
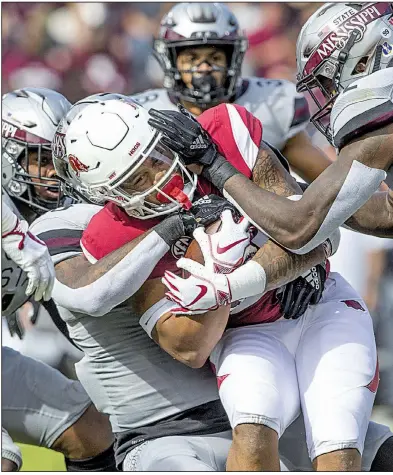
[2,2,392,471]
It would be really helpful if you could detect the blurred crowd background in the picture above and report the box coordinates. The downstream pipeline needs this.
[2,2,392,426]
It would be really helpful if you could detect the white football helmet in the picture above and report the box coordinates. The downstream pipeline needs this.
[2,87,71,213]
[296,2,393,141]
[63,98,197,219]
[52,93,130,203]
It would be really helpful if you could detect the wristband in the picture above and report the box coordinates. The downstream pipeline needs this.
[202,155,240,192]
[227,260,267,302]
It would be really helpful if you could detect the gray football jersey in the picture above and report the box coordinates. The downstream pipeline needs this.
[30,204,222,434]
[132,77,310,151]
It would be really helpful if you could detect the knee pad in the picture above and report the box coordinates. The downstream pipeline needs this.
[65,444,116,472]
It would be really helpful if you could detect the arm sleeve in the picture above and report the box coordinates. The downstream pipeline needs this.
[51,230,170,317]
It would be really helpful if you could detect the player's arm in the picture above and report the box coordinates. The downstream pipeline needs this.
[42,198,232,317]
[221,128,390,253]
[148,104,351,255]
[132,278,230,369]
[344,188,393,238]
[281,130,333,183]
[165,157,336,316]
[153,308,230,369]
[41,216,184,317]
[2,201,55,301]
[242,142,331,289]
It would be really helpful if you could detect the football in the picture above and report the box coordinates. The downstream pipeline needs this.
[182,220,222,278]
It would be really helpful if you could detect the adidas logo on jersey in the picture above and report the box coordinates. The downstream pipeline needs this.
[190,135,208,150]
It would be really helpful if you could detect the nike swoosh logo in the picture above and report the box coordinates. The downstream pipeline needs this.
[217,237,248,254]
[188,285,208,307]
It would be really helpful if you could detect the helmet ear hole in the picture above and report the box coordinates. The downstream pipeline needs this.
[352,56,369,75]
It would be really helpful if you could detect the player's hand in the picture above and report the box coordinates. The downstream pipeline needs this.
[190,194,241,229]
[148,105,218,166]
[192,209,254,273]
[162,210,254,313]
[276,263,327,319]
[163,263,231,315]
[2,219,55,301]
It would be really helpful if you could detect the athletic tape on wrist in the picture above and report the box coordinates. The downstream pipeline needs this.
[228,260,267,302]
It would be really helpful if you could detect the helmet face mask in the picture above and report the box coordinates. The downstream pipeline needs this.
[61,98,197,219]
[2,88,72,213]
[296,2,393,143]
[154,3,248,108]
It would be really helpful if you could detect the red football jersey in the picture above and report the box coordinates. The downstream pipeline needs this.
[81,103,282,325]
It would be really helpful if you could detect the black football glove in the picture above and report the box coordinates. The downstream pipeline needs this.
[148,105,218,166]
[154,194,241,244]
[190,194,241,226]
[277,263,327,319]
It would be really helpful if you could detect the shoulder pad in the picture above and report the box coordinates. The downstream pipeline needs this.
[131,89,177,111]
[331,69,393,150]
[237,77,310,149]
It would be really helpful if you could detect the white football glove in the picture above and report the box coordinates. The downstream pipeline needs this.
[195,209,254,273]
[162,209,254,314]
[2,219,55,301]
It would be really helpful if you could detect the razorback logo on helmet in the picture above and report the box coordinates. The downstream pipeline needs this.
[342,299,366,311]
[304,3,392,75]
[68,154,90,176]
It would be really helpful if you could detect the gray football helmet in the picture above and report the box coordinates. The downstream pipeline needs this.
[296,2,393,141]
[2,88,72,213]
[154,3,248,107]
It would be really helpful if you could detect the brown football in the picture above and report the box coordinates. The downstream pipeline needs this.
[182,220,221,278]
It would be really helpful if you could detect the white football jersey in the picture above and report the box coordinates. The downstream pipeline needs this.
[132,77,310,151]
[331,68,393,151]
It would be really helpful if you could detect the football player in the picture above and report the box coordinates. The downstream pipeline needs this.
[132,2,334,184]
[157,2,393,253]
[2,88,72,222]
[1,88,81,371]
[56,98,378,471]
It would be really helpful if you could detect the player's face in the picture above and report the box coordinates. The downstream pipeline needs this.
[176,46,227,90]
[120,144,179,205]
[21,149,59,201]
